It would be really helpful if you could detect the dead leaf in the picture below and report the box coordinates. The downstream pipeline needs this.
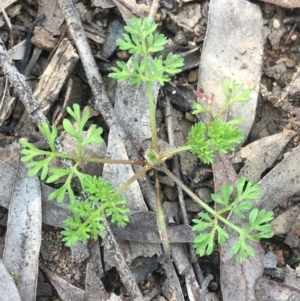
[42,266,84,301]
[3,160,41,301]
[85,262,123,301]
[38,0,64,36]
[197,0,263,145]
[0,259,22,301]
[258,143,300,212]
[230,130,296,182]
[111,211,196,243]
[255,277,300,300]
[271,205,300,235]
[221,241,265,301]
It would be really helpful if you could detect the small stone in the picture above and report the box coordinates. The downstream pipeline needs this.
[102,20,125,59]
[196,187,213,203]
[265,63,286,80]
[273,19,280,29]
[185,112,197,122]
[116,51,129,60]
[291,34,297,41]
[188,70,198,83]
[209,281,218,291]
[163,186,177,202]
[264,250,277,268]
[144,280,151,288]
[286,59,295,68]
[275,249,285,266]
[37,281,52,296]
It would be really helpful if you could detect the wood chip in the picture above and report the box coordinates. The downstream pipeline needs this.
[33,38,79,113]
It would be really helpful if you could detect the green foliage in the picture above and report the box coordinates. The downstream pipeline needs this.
[20,103,129,246]
[192,177,274,262]
[20,104,104,204]
[191,102,210,115]
[192,77,252,119]
[188,78,252,164]
[188,118,243,164]
[108,18,184,85]
[19,17,273,262]
[61,175,129,246]
[221,77,252,104]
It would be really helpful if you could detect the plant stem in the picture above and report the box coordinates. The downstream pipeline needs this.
[159,165,244,236]
[116,164,152,195]
[49,152,145,165]
[214,102,231,120]
[159,145,192,160]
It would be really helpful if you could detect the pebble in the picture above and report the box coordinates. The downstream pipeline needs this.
[273,19,281,29]
[264,250,277,268]
[188,70,198,83]
[209,281,218,291]
[264,63,286,80]
[196,187,213,203]
[116,50,129,60]
[37,281,52,296]
[286,59,295,68]
[291,34,297,41]
[161,0,173,9]
[101,19,125,59]
[144,280,151,288]
[185,112,198,122]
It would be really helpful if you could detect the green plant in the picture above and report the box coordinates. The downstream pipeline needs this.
[192,177,273,262]
[20,17,273,261]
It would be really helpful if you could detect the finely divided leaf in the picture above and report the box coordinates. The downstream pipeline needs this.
[63,119,77,138]
[211,193,225,205]
[219,184,234,207]
[221,77,231,101]
[191,102,208,114]
[83,125,104,145]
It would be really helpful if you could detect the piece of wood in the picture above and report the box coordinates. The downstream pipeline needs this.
[0,40,48,125]
[33,38,79,113]
[31,26,59,50]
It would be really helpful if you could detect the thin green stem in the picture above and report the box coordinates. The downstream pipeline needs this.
[214,102,231,120]
[159,165,244,236]
[159,145,192,160]
[74,202,110,235]
[46,152,145,165]
[116,164,152,195]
